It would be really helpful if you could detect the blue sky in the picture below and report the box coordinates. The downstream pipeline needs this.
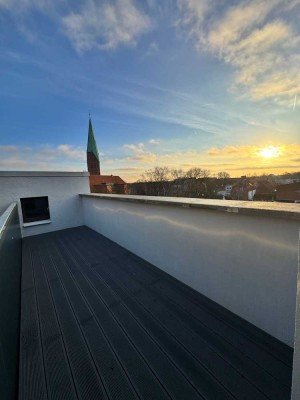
[0,0,299,181]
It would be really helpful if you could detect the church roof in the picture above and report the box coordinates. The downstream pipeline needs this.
[90,175,126,185]
[87,118,99,161]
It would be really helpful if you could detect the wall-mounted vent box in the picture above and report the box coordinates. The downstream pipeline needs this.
[20,196,51,226]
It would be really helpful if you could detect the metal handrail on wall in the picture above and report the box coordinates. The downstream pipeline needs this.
[0,202,22,400]
[0,203,18,240]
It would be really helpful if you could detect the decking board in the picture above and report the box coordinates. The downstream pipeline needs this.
[20,226,293,400]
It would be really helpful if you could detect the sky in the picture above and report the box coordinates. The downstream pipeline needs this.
[0,0,299,182]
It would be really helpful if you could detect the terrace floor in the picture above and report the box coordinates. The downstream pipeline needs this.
[20,226,293,400]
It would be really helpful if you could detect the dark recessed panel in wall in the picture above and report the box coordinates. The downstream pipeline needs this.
[20,196,50,223]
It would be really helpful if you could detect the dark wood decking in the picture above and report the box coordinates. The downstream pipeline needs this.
[20,226,293,400]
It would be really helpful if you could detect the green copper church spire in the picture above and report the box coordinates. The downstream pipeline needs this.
[87,117,99,161]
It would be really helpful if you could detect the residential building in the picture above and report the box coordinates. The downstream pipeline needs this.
[230,178,256,200]
[276,182,300,203]
[252,181,276,201]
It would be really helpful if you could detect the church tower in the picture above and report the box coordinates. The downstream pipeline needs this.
[87,117,100,175]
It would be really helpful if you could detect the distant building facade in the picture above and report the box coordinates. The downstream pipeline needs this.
[253,181,276,201]
[216,184,234,199]
[276,182,300,203]
[230,179,253,200]
[87,118,127,194]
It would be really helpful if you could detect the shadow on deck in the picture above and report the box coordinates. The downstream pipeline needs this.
[20,226,293,400]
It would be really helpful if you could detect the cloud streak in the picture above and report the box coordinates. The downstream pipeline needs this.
[123,142,157,163]
[0,144,86,170]
[0,0,152,51]
[62,0,152,52]
[177,0,300,102]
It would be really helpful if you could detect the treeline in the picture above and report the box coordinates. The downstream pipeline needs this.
[128,166,300,198]
[279,172,300,179]
[129,167,230,198]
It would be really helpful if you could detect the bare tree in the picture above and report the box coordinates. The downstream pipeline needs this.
[170,168,184,180]
[141,167,172,196]
[170,168,185,197]
[184,168,211,197]
[217,171,230,180]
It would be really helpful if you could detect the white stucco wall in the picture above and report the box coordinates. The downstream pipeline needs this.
[0,172,89,237]
[292,236,300,400]
[81,194,300,346]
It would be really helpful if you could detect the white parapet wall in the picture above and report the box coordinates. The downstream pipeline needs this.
[0,171,90,237]
[81,193,300,347]
[292,241,300,400]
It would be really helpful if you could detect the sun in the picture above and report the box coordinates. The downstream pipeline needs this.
[257,145,281,159]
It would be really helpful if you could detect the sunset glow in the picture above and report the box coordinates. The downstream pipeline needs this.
[257,146,282,159]
[0,1,299,181]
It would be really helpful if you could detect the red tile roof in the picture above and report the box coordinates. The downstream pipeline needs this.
[89,175,126,185]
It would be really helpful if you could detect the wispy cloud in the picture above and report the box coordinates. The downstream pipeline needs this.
[123,142,157,163]
[38,144,85,160]
[177,0,212,29]
[0,0,55,12]
[293,94,298,110]
[0,0,64,42]
[149,138,160,145]
[0,145,18,151]
[177,0,300,103]
[0,0,152,51]
[0,144,86,170]
[207,143,300,162]
[62,0,152,53]
[0,51,251,136]
[145,42,159,56]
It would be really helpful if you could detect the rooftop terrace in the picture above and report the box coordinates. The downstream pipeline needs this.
[0,171,299,400]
